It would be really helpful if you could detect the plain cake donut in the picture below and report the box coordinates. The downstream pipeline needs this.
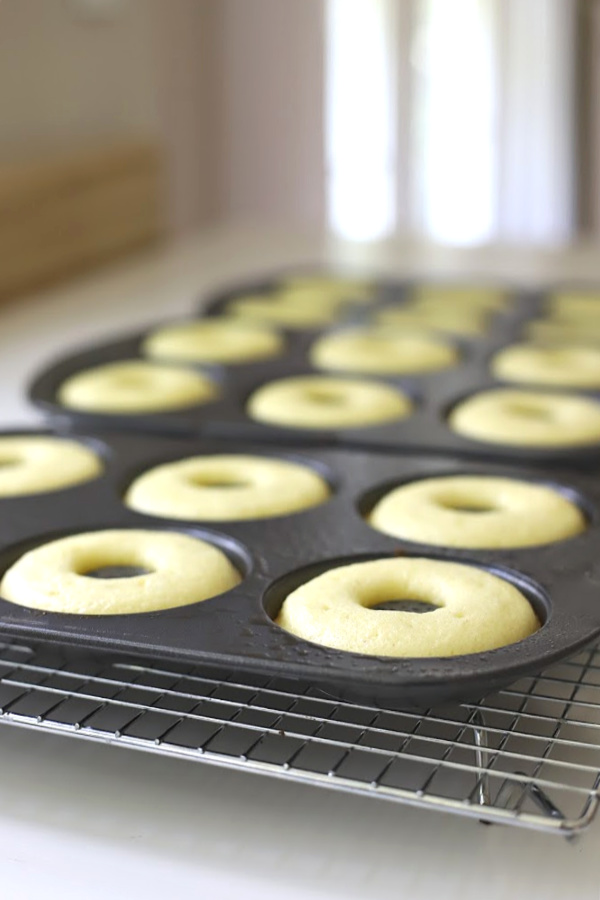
[281,275,373,302]
[226,278,376,330]
[0,435,103,496]
[143,319,284,365]
[0,529,241,615]
[547,292,600,320]
[247,375,413,429]
[492,343,600,388]
[125,454,331,521]
[526,319,600,345]
[411,285,509,311]
[448,388,600,447]
[58,360,219,414]
[375,306,488,336]
[277,284,373,306]
[368,475,586,548]
[275,557,540,657]
[310,327,459,375]
[227,293,344,329]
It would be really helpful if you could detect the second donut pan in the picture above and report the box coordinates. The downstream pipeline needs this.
[1,428,600,708]
[28,288,600,468]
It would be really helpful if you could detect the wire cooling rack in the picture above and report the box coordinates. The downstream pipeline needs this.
[0,637,598,838]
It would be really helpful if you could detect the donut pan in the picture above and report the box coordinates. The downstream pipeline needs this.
[29,287,600,469]
[198,273,532,314]
[198,274,539,329]
[1,429,600,709]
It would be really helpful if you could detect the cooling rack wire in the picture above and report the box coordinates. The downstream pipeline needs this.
[0,637,597,837]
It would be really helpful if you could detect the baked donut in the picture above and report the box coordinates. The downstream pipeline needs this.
[547,291,600,320]
[0,529,240,615]
[310,327,459,374]
[448,388,600,447]
[143,318,284,365]
[275,557,540,657]
[58,360,218,413]
[492,343,600,388]
[247,375,412,429]
[0,435,102,496]
[368,475,585,548]
[227,293,344,329]
[125,454,330,521]
[525,319,600,345]
[411,284,508,311]
[278,282,374,305]
[281,275,373,301]
[375,306,487,336]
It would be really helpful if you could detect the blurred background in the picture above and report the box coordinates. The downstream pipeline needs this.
[0,0,597,298]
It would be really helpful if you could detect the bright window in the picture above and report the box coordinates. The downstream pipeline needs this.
[325,0,575,245]
[325,0,397,240]
[411,0,498,244]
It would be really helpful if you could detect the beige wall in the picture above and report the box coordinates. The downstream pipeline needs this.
[580,0,600,233]
[0,0,161,149]
[154,1,221,233]
[0,0,220,234]
[0,1,326,236]
[215,0,326,228]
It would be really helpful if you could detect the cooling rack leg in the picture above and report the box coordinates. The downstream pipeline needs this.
[472,711,491,809]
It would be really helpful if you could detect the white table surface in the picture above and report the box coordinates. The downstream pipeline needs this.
[1,226,599,900]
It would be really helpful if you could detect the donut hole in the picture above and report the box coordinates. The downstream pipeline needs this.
[186,473,249,490]
[114,373,149,389]
[371,599,437,614]
[85,565,153,579]
[305,388,346,405]
[360,581,443,614]
[74,550,155,580]
[0,456,22,468]
[437,501,495,513]
[506,401,553,421]
[433,492,497,514]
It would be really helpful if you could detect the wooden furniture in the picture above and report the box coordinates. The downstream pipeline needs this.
[0,139,163,300]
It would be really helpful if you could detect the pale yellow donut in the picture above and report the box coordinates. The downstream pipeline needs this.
[375,306,487,336]
[279,272,373,294]
[143,319,284,365]
[278,281,374,304]
[247,375,412,429]
[449,389,600,447]
[310,328,459,375]
[0,529,240,615]
[526,319,600,345]
[411,285,508,311]
[547,291,600,319]
[227,294,343,328]
[125,454,330,521]
[492,343,600,388]
[276,557,540,657]
[58,360,218,413]
[368,475,586,548]
[550,309,600,326]
[0,436,102,496]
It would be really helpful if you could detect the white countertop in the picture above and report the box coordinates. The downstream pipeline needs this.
[1,226,600,900]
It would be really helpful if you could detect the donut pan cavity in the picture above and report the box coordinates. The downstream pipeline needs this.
[31,284,600,468]
[1,429,600,709]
